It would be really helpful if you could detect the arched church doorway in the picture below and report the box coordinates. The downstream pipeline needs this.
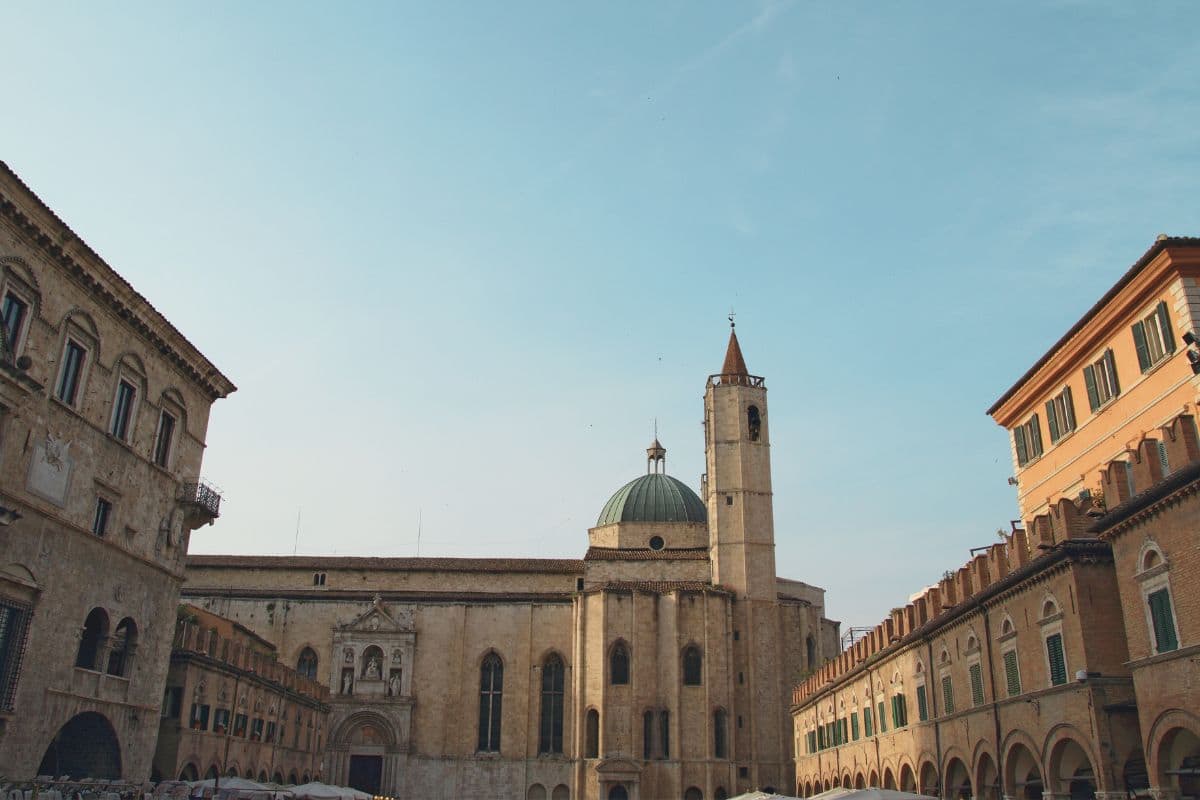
[37,712,121,779]
[335,712,397,796]
[607,786,628,800]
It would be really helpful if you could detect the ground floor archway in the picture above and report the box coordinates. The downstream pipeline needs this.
[1047,737,1097,800]
[975,752,998,800]
[943,757,970,800]
[900,763,917,793]
[37,712,121,779]
[918,761,938,796]
[1155,725,1200,799]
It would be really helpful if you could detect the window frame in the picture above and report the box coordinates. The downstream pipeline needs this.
[0,597,32,711]
[1132,300,1175,374]
[92,495,114,537]
[153,407,178,469]
[1135,543,1180,655]
[1083,348,1120,412]
[109,377,139,442]
[538,653,565,755]
[609,641,630,685]
[0,287,31,360]
[477,651,504,753]
[56,337,89,408]
[1045,386,1077,444]
[1013,414,1044,467]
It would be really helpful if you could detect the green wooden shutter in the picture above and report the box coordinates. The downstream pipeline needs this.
[851,712,859,740]
[1045,401,1060,441]
[1003,650,1021,696]
[941,675,955,714]
[1029,414,1043,457]
[898,694,907,726]
[1149,589,1179,653]
[916,684,928,721]
[1105,349,1120,395]
[1047,633,1067,686]
[969,663,984,706]
[1063,386,1076,431]
[1014,427,1028,466]
[1133,320,1151,372]
[842,718,848,743]
[864,706,872,737]
[1158,301,1176,353]
[1084,365,1100,411]
[878,701,886,731]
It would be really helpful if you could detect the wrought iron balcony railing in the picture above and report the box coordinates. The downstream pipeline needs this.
[179,480,222,519]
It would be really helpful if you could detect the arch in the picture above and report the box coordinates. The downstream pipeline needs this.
[841,774,851,788]
[975,751,999,800]
[178,763,200,781]
[900,762,917,793]
[75,608,110,670]
[682,644,702,685]
[826,778,835,791]
[332,710,399,748]
[883,767,897,790]
[539,652,565,754]
[207,766,220,780]
[610,640,630,685]
[258,771,268,783]
[478,650,503,752]
[1121,751,1149,797]
[608,786,629,800]
[943,755,971,800]
[37,712,121,779]
[1152,720,1200,798]
[855,773,866,790]
[288,771,299,785]
[747,404,762,440]
[244,769,254,779]
[806,634,816,667]
[302,774,311,784]
[1138,539,1167,573]
[360,645,384,678]
[918,760,938,796]
[1044,726,1099,796]
[715,788,728,800]
[586,707,600,758]
[1000,615,1016,638]
[106,617,137,677]
[296,646,318,680]
[552,786,569,800]
[868,771,879,788]
[685,788,703,800]
[1003,737,1043,800]
[1040,593,1062,620]
[273,772,284,785]
[527,784,546,800]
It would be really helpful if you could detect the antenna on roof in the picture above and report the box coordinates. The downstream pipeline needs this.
[416,509,422,558]
[293,508,301,556]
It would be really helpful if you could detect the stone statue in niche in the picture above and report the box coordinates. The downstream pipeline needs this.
[392,648,402,664]
[343,647,354,664]
[388,669,402,697]
[364,656,381,680]
[341,669,354,695]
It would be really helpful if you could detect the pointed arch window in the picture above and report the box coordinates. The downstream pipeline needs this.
[747,405,761,441]
[682,645,702,686]
[806,635,816,667]
[75,608,109,670]
[610,641,629,685]
[296,648,318,681]
[106,617,137,677]
[539,653,565,754]
[478,652,503,752]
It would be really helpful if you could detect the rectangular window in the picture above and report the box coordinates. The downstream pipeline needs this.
[1013,414,1044,466]
[941,675,955,714]
[1045,387,1077,443]
[92,497,113,537]
[266,721,277,742]
[190,703,211,731]
[1083,349,1120,411]
[851,712,859,740]
[110,380,136,441]
[250,718,264,741]
[1003,650,1021,696]
[154,410,176,468]
[877,701,886,732]
[234,712,248,737]
[1046,633,1068,686]
[816,725,825,750]
[1,293,27,356]
[892,694,908,728]
[1132,300,1175,373]
[916,684,928,721]
[57,340,87,406]
[214,707,230,733]
[1148,589,1179,653]
[0,600,32,711]
[969,663,985,706]
[863,706,873,737]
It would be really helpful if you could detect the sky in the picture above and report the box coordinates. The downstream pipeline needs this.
[3,1,1200,631]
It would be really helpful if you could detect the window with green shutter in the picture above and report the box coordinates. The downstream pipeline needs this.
[941,675,955,714]
[916,684,928,721]
[863,706,873,737]
[1014,415,1044,466]
[1148,589,1179,653]
[1083,349,1120,411]
[891,694,908,728]
[1046,387,1076,443]
[1133,301,1175,373]
[1003,649,1021,696]
[969,663,985,706]
[1046,633,1067,686]
[851,712,859,740]
[878,701,886,732]
[842,718,848,743]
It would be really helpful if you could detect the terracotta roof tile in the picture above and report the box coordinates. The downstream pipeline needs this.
[596,580,727,594]
[584,547,709,561]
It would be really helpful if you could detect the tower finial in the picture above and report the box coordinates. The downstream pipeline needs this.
[646,430,666,474]
[728,308,736,329]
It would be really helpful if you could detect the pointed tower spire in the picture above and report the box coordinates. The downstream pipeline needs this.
[720,315,750,384]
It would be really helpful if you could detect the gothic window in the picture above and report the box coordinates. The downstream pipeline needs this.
[682,645,702,686]
[478,652,503,752]
[1137,543,1180,654]
[747,405,761,441]
[56,338,88,407]
[713,709,728,758]
[585,709,599,758]
[106,617,137,677]
[806,635,816,667]
[296,647,318,680]
[539,653,565,754]
[153,409,177,468]
[75,608,109,670]
[610,641,629,685]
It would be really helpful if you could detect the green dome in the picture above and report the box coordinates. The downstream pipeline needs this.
[597,473,708,526]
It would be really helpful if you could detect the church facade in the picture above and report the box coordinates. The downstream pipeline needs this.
[183,331,840,800]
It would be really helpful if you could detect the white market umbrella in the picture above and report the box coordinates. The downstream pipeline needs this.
[288,782,371,800]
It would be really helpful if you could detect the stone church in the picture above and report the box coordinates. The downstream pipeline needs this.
[183,330,839,800]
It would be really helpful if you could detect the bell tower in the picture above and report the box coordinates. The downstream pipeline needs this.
[703,322,788,792]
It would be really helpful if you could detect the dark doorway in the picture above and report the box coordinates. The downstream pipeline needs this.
[37,712,121,779]
[348,755,383,795]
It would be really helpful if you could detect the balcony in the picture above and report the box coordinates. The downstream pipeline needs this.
[178,480,222,524]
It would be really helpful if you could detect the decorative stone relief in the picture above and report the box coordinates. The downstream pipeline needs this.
[27,433,73,506]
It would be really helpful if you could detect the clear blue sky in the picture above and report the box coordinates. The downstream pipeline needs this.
[4,2,1199,630]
